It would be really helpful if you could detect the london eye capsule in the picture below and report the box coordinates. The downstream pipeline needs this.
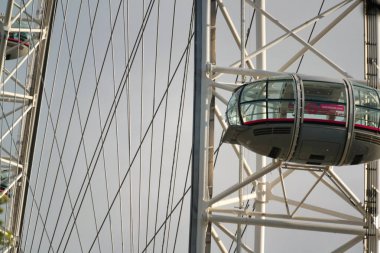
[3,20,31,60]
[223,74,380,166]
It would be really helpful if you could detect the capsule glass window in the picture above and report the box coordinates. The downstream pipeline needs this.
[353,85,380,130]
[226,88,242,125]
[241,101,266,124]
[241,81,266,103]
[267,79,295,120]
[303,81,347,123]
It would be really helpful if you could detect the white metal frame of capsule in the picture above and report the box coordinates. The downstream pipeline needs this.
[223,74,380,166]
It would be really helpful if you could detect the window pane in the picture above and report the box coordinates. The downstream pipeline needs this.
[303,81,346,103]
[226,89,241,125]
[352,85,380,129]
[303,81,346,123]
[267,101,295,119]
[353,85,380,109]
[241,102,266,124]
[355,107,380,128]
[304,101,346,122]
[268,80,294,99]
[241,81,266,102]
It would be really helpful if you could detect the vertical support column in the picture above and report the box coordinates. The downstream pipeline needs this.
[237,1,245,253]
[189,0,211,252]
[255,1,267,253]
[364,1,379,252]
[205,0,216,252]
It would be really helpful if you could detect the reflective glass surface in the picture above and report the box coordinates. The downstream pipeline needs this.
[353,84,380,130]
[239,78,296,125]
[303,81,346,123]
[226,88,241,125]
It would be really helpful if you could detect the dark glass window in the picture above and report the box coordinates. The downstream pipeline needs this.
[303,81,347,123]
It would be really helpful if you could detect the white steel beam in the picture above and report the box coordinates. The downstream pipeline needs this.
[0,105,32,143]
[212,81,239,92]
[255,1,266,252]
[10,0,34,25]
[214,222,254,253]
[0,173,22,199]
[209,214,365,235]
[216,0,255,69]
[278,0,361,73]
[209,161,281,206]
[1,40,41,89]
[322,169,366,215]
[249,0,352,78]
[211,65,282,79]
[0,91,33,102]
[290,170,327,217]
[270,194,362,222]
[211,227,228,253]
[0,157,23,169]
[209,208,364,226]
[331,235,363,253]
[230,0,355,69]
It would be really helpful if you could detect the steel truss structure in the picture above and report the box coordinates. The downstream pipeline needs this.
[0,1,55,252]
[190,0,380,252]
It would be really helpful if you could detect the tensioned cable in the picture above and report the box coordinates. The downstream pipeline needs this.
[21,0,72,249]
[86,0,116,251]
[31,0,92,251]
[16,2,60,250]
[76,0,119,252]
[138,1,145,252]
[145,0,160,250]
[123,1,135,252]
[234,7,255,84]
[296,0,325,73]
[18,174,57,252]
[39,0,107,250]
[85,33,194,252]
[158,0,179,251]
[27,0,108,251]
[119,1,129,252]
[142,185,191,253]
[49,0,158,251]
[106,0,123,251]
[21,0,62,245]
[172,150,193,252]
[59,28,194,253]
[163,4,193,251]
[26,0,86,250]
